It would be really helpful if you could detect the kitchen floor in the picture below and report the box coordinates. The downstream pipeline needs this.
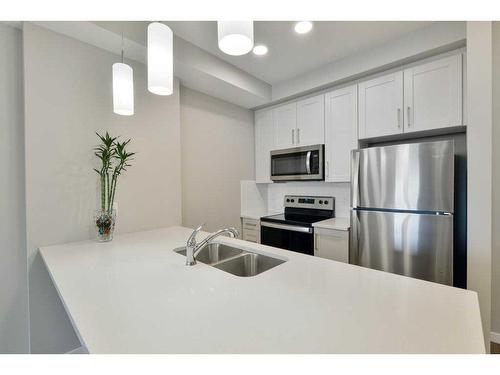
[492,342,500,354]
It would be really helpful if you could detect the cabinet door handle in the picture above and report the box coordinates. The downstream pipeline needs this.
[297,128,301,144]
[292,129,295,144]
[326,161,329,179]
[407,106,411,127]
[397,108,401,129]
[315,234,320,251]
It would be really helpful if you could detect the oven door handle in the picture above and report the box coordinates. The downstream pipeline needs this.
[261,221,313,233]
[305,151,311,174]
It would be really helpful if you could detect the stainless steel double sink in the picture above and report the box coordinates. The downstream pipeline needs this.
[174,243,286,277]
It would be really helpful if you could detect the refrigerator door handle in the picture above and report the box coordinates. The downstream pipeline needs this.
[351,150,360,208]
[349,209,360,265]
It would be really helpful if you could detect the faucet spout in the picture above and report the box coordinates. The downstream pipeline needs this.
[185,225,239,266]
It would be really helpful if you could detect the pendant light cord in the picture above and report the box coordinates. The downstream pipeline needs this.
[121,31,124,63]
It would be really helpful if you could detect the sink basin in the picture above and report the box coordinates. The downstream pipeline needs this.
[174,243,243,265]
[174,243,286,277]
[214,253,286,277]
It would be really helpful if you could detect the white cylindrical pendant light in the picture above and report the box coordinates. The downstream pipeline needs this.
[112,62,134,116]
[217,21,253,56]
[148,22,173,96]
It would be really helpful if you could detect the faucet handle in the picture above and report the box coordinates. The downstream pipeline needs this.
[187,223,205,246]
[194,223,205,232]
[228,227,239,238]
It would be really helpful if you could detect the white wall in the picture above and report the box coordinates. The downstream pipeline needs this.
[267,182,350,219]
[466,21,493,349]
[180,87,254,233]
[23,23,182,353]
[491,21,500,342]
[0,23,30,353]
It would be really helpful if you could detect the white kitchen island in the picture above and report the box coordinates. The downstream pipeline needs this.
[39,226,485,353]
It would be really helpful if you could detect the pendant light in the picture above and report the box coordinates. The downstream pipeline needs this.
[112,32,134,116]
[148,22,173,96]
[217,21,254,56]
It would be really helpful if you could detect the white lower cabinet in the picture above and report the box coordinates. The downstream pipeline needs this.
[314,228,349,263]
[241,218,260,243]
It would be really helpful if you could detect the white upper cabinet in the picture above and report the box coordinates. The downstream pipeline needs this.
[272,95,325,150]
[255,52,464,184]
[358,53,463,140]
[324,85,358,182]
[296,94,325,147]
[358,71,404,139]
[273,102,297,149]
[403,54,463,133]
[255,109,274,183]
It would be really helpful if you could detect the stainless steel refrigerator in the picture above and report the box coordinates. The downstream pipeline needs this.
[350,140,454,285]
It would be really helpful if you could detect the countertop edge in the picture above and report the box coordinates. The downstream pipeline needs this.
[38,247,90,353]
[312,217,350,231]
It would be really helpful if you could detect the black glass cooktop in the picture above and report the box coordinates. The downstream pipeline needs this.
[261,209,334,227]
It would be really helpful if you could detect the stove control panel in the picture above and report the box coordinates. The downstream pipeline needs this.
[284,195,334,211]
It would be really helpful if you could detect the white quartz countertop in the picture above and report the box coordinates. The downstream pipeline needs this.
[240,210,280,220]
[313,217,350,231]
[39,226,484,354]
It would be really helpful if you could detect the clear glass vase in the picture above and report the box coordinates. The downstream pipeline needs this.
[94,209,116,242]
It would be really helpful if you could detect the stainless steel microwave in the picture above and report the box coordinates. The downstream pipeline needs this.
[270,144,324,182]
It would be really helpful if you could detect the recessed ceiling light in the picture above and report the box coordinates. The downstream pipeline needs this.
[252,45,268,56]
[294,21,313,34]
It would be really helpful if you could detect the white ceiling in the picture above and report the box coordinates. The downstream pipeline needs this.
[95,21,435,85]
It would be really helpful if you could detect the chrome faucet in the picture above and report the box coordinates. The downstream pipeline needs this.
[185,224,239,266]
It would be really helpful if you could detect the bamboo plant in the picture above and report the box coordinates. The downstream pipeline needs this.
[94,132,135,213]
[93,132,135,240]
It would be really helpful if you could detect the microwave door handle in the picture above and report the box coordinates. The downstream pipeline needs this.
[306,151,311,174]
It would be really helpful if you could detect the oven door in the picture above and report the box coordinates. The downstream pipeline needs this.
[270,145,324,181]
[260,222,314,256]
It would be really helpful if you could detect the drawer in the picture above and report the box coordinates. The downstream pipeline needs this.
[315,227,348,239]
[242,218,260,230]
[241,217,261,243]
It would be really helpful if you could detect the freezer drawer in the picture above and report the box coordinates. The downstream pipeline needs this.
[350,209,453,285]
[351,140,454,212]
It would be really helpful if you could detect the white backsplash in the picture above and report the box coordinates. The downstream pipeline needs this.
[267,181,350,218]
[240,180,268,214]
[241,180,351,219]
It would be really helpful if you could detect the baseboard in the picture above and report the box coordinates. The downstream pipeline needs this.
[65,346,88,354]
[491,331,500,344]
